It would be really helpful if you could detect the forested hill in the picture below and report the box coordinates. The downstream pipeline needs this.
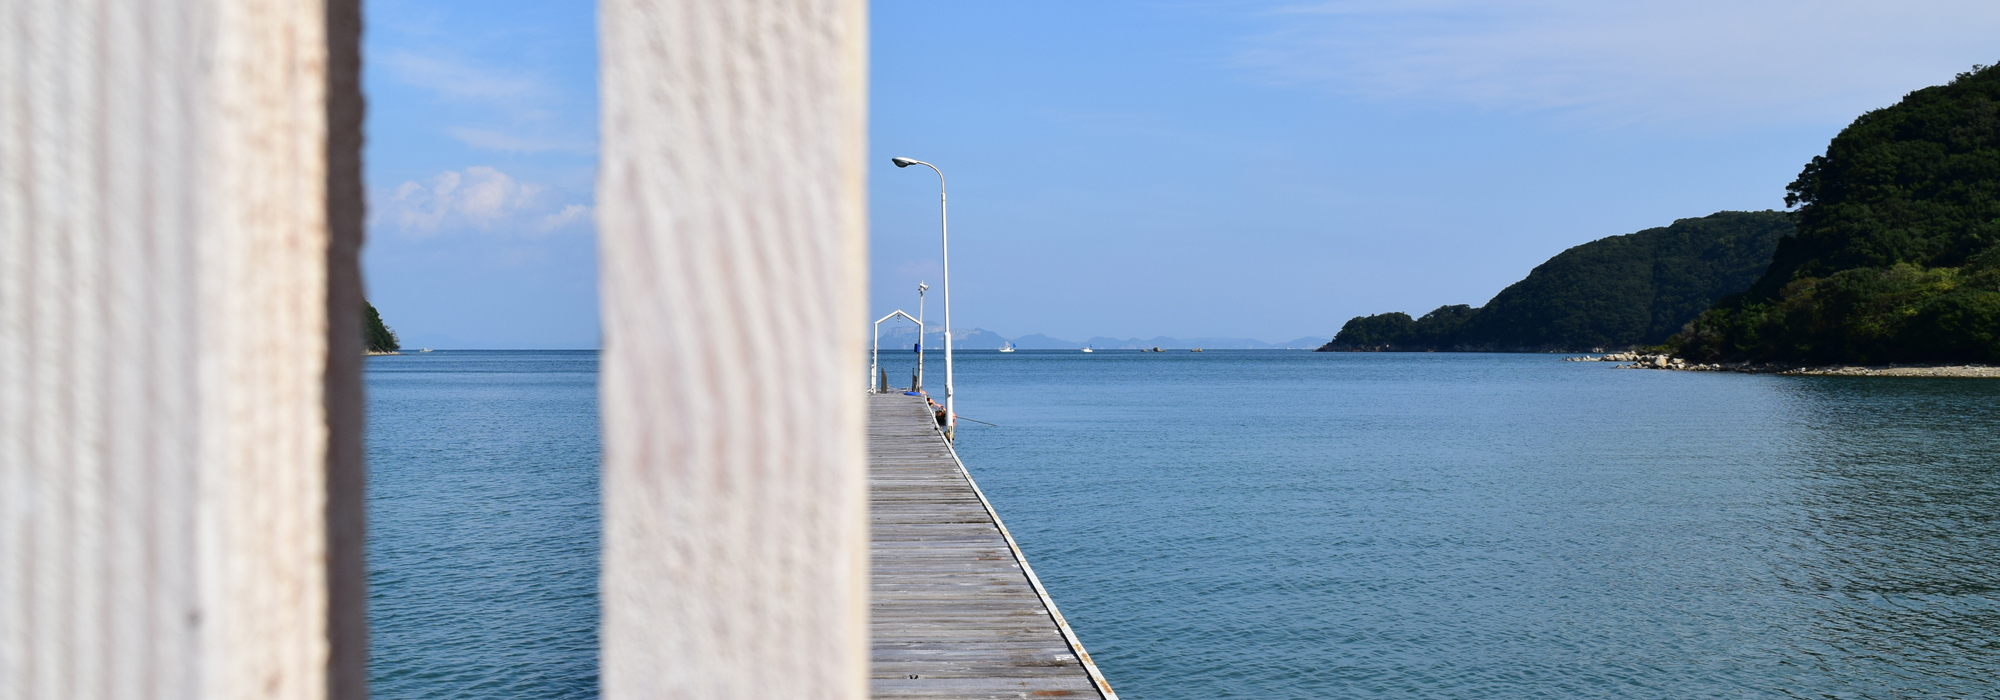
[1673,64,2000,365]
[1320,211,1793,352]
[365,301,401,353]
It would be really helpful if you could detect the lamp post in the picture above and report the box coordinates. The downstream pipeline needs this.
[917,281,927,391]
[893,157,954,439]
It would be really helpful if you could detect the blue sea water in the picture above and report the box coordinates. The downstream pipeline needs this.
[368,349,2000,699]
[366,351,599,700]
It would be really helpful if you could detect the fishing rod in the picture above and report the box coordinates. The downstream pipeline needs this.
[910,389,999,426]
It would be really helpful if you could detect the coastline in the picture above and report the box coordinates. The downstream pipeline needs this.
[1568,352,2000,377]
[366,350,402,356]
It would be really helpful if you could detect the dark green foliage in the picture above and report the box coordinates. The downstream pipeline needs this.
[1320,211,1792,351]
[1329,305,1482,351]
[1413,304,1478,345]
[1676,253,2000,364]
[1331,312,1416,349]
[1676,64,2000,364]
[1475,211,1790,347]
[365,300,401,353]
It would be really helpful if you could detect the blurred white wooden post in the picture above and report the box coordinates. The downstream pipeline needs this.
[0,0,367,698]
[598,0,870,698]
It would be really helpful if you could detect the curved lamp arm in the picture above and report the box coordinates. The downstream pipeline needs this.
[891,157,955,438]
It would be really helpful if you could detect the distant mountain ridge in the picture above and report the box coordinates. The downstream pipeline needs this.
[874,324,1326,350]
[1321,210,1793,352]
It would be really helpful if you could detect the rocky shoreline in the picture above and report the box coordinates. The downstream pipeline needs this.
[1566,352,2000,377]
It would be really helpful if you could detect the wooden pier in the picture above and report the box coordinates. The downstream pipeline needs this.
[869,394,1117,699]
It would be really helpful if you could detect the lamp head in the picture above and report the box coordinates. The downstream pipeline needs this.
[919,282,929,292]
[892,157,918,168]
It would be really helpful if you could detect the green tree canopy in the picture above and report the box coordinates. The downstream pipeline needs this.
[365,300,400,353]
[1676,64,2000,364]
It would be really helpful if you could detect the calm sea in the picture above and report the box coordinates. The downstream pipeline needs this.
[368,349,2000,699]
[367,351,599,699]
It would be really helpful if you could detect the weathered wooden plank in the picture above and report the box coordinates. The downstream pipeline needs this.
[868,395,1116,699]
[0,1,366,698]
[599,0,869,698]
[872,627,1058,634]
[868,677,1098,697]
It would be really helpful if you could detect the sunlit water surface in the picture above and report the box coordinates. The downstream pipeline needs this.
[367,351,598,700]
[368,350,2000,699]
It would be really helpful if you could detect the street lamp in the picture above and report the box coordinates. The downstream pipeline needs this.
[894,157,955,439]
[917,281,928,392]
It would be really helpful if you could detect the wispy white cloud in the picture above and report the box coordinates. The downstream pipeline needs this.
[376,49,595,154]
[538,204,593,233]
[1239,0,2000,126]
[380,166,589,236]
[445,126,595,154]
[375,49,545,103]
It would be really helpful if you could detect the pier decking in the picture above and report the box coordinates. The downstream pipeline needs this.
[869,394,1116,699]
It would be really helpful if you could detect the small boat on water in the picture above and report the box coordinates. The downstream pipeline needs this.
[1191,348,1203,352]
[1081,345,1094,353]
[999,342,1015,353]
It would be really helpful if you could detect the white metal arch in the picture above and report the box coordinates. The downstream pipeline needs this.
[871,310,922,393]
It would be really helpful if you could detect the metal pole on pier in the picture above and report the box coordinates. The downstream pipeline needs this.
[917,281,927,391]
[893,157,955,439]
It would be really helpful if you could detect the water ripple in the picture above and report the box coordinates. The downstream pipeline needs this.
[366,351,599,700]
[364,350,1999,699]
[950,351,2000,699]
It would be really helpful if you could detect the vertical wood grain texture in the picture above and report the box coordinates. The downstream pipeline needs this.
[0,1,366,698]
[598,1,869,698]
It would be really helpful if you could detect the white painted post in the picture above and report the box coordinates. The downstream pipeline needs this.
[598,0,869,698]
[0,0,367,698]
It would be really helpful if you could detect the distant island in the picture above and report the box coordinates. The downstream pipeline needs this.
[1320,210,1792,352]
[1670,64,2000,366]
[366,301,401,354]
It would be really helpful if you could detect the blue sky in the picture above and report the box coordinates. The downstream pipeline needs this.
[361,0,598,349]
[361,0,2000,348]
